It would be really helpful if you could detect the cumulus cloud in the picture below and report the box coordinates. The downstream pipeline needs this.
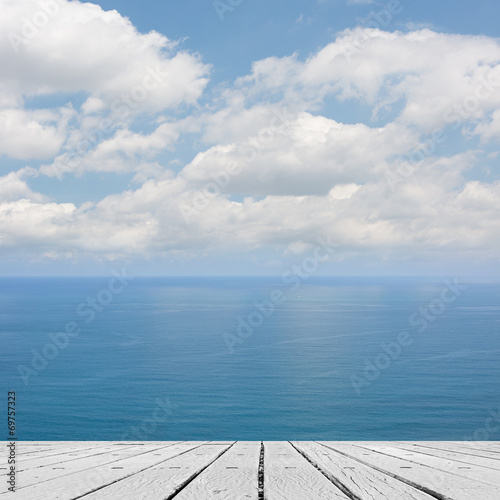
[329,183,361,200]
[0,0,210,112]
[0,0,209,161]
[181,112,419,196]
[0,107,73,160]
[0,168,44,202]
[40,122,180,177]
[0,4,499,272]
[238,29,500,131]
[473,109,500,143]
[1,151,499,266]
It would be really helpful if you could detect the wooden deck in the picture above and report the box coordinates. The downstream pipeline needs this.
[2,441,500,499]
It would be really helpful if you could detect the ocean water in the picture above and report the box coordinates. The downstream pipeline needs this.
[1,276,499,441]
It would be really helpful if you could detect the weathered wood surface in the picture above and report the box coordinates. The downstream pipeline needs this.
[173,441,260,500]
[264,441,349,499]
[317,442,500,500]
[1,442,499,499]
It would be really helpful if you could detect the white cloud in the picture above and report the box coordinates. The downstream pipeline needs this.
[40,122,180,177]
[0,107,74,160]
[0,0,210,113]
[0,0,210,162]
[0,168,44,202]
[181,112,418,196]
[239,29,500,131]
[329,183,361,200]
[1,151,499,266]
[473,109,500,143]
[0,5,499,272]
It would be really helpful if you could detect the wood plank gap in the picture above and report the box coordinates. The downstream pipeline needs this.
[395,442,500,462]
[18,444,143,472]
[351,444,500,486]
[289,442,362,500]
[316,443,453,500]
[385,443,500,472]
[258,441,264,500]
[70,443,208,500]
[165,442,236,499]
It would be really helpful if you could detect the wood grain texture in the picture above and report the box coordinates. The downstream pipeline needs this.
[173,441,261,500]
[317,442,500,500]
[292,441,435,500]
[392,442,500,470]
[17,444,174,487]
[2,441,499,499]
[80,442,233,500]
[264,441,349,500]
[399,441,500,461]
[362,443,500,485]
[18,444,140,471]
[3,442,205,500]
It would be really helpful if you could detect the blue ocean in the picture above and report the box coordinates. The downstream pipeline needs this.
[1,276,499,441]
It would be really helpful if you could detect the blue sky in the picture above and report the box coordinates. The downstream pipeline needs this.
[93,0,500,75]
[1,0,500,276]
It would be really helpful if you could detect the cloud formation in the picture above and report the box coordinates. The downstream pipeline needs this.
[0,1,499,273]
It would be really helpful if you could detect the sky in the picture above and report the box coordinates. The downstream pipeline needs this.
[1,0,500,276]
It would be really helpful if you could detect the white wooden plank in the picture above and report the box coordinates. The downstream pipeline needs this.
[5,442,204,500]
[79,442,234,500]
[402,441,500,461]
[173,441,260,500]
[358,443,500,486]
[18,446,130,472]
[17,442,109,459]
[318,442,500,500]
[19,442,173,464]
[293,441,435,500]
[6,441,500,500]
[17,445,56,453]
[456,442,500,453]
[390,442,500,472]
[17,445,74,456]
[16,444,169,487]
[264,441,349,500]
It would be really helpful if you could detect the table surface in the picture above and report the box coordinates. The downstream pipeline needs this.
[2,441,500,499]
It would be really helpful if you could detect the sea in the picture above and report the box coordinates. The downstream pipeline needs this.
[1,276,499,441]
